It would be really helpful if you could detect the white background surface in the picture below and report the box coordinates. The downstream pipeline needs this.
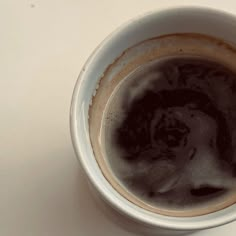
[1,1,236,235]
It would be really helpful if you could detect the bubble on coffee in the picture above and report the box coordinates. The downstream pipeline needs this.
[102,56,236,209]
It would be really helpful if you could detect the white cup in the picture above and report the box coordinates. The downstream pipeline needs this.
[70,7,236,235]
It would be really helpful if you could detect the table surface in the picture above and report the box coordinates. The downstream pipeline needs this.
[1,1,236,235]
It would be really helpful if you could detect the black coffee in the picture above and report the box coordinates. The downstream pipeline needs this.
[103,56,236,209]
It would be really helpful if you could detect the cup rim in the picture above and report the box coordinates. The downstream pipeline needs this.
[70,6,236,230]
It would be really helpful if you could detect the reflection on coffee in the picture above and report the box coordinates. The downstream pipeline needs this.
[103,57,236,210]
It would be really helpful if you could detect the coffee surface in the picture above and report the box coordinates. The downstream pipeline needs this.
[103,57,236,209]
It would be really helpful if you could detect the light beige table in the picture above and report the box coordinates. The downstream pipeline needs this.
[1,1,236,235]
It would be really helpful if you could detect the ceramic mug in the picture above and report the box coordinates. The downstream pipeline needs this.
[70,7,236,235]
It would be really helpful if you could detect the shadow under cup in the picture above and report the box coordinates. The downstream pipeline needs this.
[71,7,236,233]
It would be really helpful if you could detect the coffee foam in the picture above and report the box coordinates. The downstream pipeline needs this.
[89,34,236,216]
[102,57,236,210]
